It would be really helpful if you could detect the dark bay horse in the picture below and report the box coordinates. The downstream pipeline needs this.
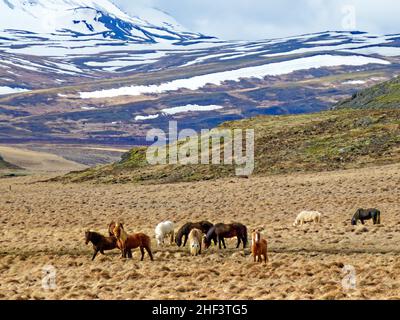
[204,223,248,250]
[175,221,214,247]
[85,230,132,261]
[351,208,381,225]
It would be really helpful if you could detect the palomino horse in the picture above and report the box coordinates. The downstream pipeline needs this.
[251,229,268,264]
[204,223,248,250]
[175,221,214,247]
[112,223,154,261]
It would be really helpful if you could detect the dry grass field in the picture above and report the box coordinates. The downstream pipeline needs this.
[0,163,399,300]
[0,145,87,173]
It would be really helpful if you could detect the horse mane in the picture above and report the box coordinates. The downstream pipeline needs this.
[114,223,128,241]
[205,225,216,243]
[176,222,192,238]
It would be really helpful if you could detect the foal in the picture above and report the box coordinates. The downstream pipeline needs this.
[251,229,268,264]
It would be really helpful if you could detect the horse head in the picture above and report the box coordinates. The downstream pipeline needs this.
[175,235,182,247]
[203,234,211,249]
[203,227,215,249]
[113,223,123,238]
[108,221,116,237]
[251,229,261,244]
[85,230,93,245]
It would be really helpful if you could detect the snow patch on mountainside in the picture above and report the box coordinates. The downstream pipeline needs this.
[0,86,29,95]
[79,54,390,99]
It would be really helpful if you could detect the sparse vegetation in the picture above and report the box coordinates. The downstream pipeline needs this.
[57,108,400,184]
[2,164,400,299]
[335,76,400,109]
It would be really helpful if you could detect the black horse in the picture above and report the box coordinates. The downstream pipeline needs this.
[175,221,214,247]
[351,208,381,225]
[204,223,248,250]
[85,230,132,260]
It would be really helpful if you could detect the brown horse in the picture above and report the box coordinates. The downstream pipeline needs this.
[113,223,154,261]
[251,229,268,264]
[204,223,248,249]
[85,230,132,260]
[175,221,214,247]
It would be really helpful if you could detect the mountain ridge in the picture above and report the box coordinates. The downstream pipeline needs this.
[334,76,400,109]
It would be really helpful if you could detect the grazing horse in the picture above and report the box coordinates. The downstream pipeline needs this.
[251,229,268,264]
[352,208,381,225]
[188,228,203,256]
[293,211,321,227]
[85,230,120,261]
[155,221,175,246]
[113,223,154,261]
[175,221,214,247]
[204,223,248,250]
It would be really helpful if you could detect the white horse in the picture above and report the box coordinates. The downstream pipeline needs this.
[155,221,175,246]
[293,211,322,226]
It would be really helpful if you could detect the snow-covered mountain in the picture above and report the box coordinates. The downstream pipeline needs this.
[1,0,400,145]
[0,0,212,43]
[1,0,399,86]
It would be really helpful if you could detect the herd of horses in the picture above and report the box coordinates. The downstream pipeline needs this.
[84,208,381,264]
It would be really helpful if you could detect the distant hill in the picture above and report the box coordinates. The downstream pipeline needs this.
[0,154,20,170]
[56,108,400,184]
[335,76,400,109]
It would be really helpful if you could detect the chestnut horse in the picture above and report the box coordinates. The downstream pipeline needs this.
[85,230,133,260]
[175,221,214,247]
[251,229,268,264]
[113,223,154,261]
[204,223,248,249]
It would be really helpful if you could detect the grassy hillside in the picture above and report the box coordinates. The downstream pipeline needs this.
[335,76,400,109]
[0,154,21,171]
[57,108,400,184]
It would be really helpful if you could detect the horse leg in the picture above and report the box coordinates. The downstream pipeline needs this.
[92,249,99,261]
[222,238,226,249]
[140,247,145,261]
[145,246,154,261]
[170,231,174,245]
[127,249,132,259]
[236,237,241,248]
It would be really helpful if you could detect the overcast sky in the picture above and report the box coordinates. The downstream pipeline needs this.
[115,0,400,40]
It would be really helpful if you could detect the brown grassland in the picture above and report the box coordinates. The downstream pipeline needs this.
[0,162,399,300]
